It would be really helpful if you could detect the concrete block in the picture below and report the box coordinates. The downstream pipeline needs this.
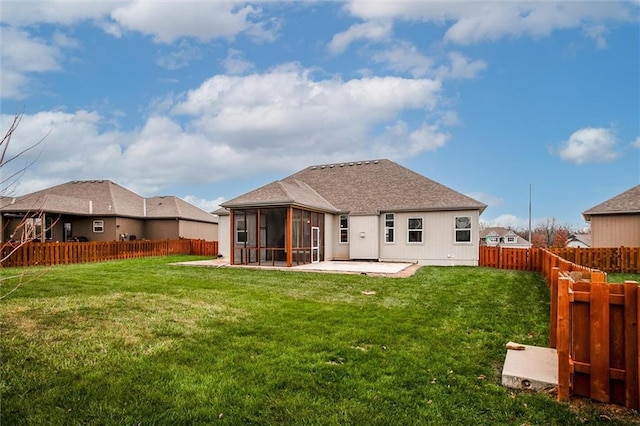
[502,343,557,391]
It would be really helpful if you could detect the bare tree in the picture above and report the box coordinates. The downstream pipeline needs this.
[1,112,51,299]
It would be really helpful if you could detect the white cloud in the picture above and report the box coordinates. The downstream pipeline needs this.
[2,65,448,196]
[632,136,640,148]
[344,1,635,46]
[183,195,226,213]
[155,42,202,70]
[0,1,115,26]
[558,127,619,164]
[408,124,450,154]
[436,52,487,80]
[110,2,267,44]
[371,41,434,77]
[221,49,255,75]
[328,20,392,54]
[0,27,63,99]
[481,214,529,229]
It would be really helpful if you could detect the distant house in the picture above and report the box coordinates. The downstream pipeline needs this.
[217,159,487,266]
[582,185,640,247]
[479,227,532,248]
[565,233,591,248]
[0,180,218,243]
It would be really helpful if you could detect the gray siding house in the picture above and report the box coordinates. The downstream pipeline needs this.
[0,180,218,243]
[582,185,640,247]
[218,159,487,266]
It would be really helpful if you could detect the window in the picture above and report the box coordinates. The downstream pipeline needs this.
[339,215,348,243]
[93,220,104,233]
[236,218,247,243]
[407,217,423,243]
[455,216,472,243]
[384,213,395,243]
[506,236,516,243]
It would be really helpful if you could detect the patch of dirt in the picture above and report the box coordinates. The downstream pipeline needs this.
[567,396,640,424]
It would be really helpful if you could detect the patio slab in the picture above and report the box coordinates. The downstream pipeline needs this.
[171,259,416,276]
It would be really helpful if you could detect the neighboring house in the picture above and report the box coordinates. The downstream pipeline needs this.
[565,233,591,248]
[0,180,218,243]
[479,227,532,248]
[218,159,487,266]
[582,185,640,247]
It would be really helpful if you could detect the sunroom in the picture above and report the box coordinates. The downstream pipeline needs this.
[230,206,325,267]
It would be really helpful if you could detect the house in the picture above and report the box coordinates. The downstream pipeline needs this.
[582,184,640,247]
[479,227,532,248]
[565,233,591,248]
[218,159,487,266]
[0,180,218,243]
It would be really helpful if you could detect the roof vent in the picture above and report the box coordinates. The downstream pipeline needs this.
[357,161,362,165]
[329,164,334,168]
[349,162,354,166]
[340,163,345,167]
[364,161,370,165]
[374,160,379,164]
[311,166,317,170]
[321,165,325,169]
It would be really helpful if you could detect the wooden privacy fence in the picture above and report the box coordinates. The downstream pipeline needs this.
[1,239,219,267]
[481,246,640,408]
[552,269,639,409]
[479,246,640,273]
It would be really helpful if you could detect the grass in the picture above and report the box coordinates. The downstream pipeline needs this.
[1,257,637,425]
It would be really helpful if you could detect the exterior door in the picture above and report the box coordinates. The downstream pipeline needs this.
[312,227,320,263]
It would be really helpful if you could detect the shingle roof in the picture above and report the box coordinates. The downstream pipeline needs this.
[0,180,216,223]
[582,185,640,220]
[146,196,218,223]
[223,159,487,215]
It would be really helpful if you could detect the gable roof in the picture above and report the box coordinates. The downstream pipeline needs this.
[1,180,216,223]
[480,226,531,245]
[222,159,487,215]
[582,185,640,220]
[145,196,218,223]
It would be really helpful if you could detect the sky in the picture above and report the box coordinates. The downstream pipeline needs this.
[1,1,639,231]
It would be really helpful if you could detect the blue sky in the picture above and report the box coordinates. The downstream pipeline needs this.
[1,1,639,230]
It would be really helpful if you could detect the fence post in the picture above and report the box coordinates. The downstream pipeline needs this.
[557,274,571,402]
[624,281,639,410]
[550,267,560,348]
[590,270,610,403]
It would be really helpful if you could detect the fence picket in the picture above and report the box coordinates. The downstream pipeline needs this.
[1,239,218,268]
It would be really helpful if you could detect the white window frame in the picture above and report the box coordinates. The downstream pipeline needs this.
[506,236,516,244]
[93,220,104,233]
[339,215,348,244]
[407,217,423,243]
[454,216,472,243]
[384,213,395,244]
[235,218,248,244]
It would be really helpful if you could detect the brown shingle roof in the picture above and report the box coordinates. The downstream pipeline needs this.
[583,185,640,220]
[223,159,487,215]
[1,180,216,223]
[146,196,217,223]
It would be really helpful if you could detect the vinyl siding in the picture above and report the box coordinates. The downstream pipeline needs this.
[590,214,640,247]
[179,220,217,241]
[349,215,379,259]
[323,214,334,261]
[331,214,350,260]
[218,215,230,258]
[379,210,480,265]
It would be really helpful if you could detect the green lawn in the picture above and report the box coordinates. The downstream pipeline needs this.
[1,257,636,425]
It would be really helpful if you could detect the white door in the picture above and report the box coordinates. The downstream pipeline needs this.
[312,227,320,263]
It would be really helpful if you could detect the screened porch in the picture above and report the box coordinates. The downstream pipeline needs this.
[231,207,325,267]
